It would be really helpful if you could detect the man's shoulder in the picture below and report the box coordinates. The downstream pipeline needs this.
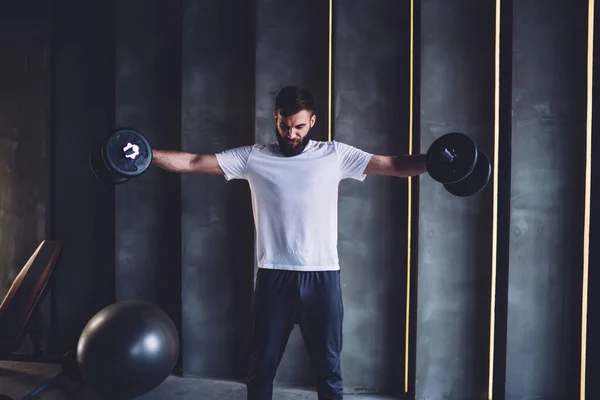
[311,140,353,150]
[232,143,271,153]
[239,142,280,158]
[305,140,338,152]
[252,142,276,152]
[310,139,335,147]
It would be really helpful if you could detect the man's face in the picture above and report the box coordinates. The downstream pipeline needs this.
[274,110,316,157]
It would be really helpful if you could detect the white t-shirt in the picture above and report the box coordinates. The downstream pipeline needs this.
[215,140,373,271]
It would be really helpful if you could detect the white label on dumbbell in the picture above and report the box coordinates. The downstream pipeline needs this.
[123,143,140,160]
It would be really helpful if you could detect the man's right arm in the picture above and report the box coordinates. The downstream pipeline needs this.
[151,149,224,175]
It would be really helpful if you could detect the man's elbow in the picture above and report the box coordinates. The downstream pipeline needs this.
[188,154,201,171]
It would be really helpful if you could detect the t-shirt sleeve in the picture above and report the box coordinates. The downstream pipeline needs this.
[333,141,373,181]
[215,145,253,180]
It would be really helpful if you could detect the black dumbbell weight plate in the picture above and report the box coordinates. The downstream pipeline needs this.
[89,145,129,184]
[426,132,478,184]
[444,148,491,197]
[103,128,152,178]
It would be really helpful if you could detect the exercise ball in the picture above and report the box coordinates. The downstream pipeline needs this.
[76,300,179,399]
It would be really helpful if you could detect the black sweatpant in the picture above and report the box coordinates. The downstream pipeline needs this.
[246,268,344,400]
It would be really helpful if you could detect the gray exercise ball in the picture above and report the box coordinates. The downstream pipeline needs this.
[77,300,180,399]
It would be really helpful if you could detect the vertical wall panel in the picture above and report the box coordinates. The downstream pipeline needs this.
[416,0,495,399]
[254,0,330,387]
[491,0,513,397]
[0,1,51,352]
[505,0,587,399]
[181,0,256,380]
[586,1,598,398]
[255,0,330,146]
[50,0,116,354]
[333,1,410,396]
[114,0,182,345]
[0,1,50,306]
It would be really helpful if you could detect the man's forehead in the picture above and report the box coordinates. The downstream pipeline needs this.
[276,110,312,124]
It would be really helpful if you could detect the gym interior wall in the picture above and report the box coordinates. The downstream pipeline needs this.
[504,0,588,398]
[0,0,597,399]
[417,0,496,398]
[333,1,411,396]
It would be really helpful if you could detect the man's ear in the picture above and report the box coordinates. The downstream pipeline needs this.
[311,114,316,128]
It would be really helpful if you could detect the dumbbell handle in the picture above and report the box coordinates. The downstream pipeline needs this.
[440,147,457,163]
[122,142,140,160]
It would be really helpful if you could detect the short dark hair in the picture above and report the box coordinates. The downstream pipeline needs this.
[274,86,314,117]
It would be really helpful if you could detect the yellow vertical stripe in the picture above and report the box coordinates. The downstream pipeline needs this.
[581,0,594,398]
[405,0,415,393]
[488,0,501,398]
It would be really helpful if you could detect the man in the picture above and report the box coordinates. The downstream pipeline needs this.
[151,86,427,400]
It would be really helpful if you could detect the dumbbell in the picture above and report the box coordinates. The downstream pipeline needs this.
[89,128,153,184]
[90,128,491,197]
[426,132,491,197]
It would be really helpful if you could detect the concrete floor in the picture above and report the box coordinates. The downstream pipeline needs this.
[0,361,399,400]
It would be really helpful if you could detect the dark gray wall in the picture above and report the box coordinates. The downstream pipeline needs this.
[255,0,330,145]
[114,0,182,348]
[491,0,513,396]
[416,0,495,399]
[504,0,587,399]
[0,2,50,299]
[253,0,331,387]
[333,1,410,396]
[0,1,51,351]
[586,2,599,397]
[50,0,117,354]
[180,0,256,380]
[2,1,597,397]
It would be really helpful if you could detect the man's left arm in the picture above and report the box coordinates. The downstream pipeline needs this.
[363,154,428,178]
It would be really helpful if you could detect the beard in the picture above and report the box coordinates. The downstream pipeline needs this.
[275,127,312,157]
